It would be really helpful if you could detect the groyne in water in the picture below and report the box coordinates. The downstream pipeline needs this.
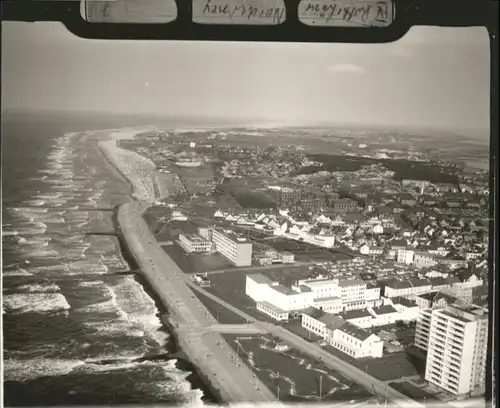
[111,204,221,404]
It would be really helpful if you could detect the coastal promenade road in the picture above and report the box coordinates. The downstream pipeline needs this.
[205,323,268,335]
[118,200,277,403]
[186,282,424,408]
[261,322,425,408]
[185,279,257,323]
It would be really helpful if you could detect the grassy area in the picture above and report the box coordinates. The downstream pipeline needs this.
[206,271,279,323]
[300,154,459,184]
[189,288,248,324]
[162,243,234,274]
[282,320,323,343]
[232,191,277,209]
[389,381,439,402]
[321,345,424,382]
[223,334,374,402]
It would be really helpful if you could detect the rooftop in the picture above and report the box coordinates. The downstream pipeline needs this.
[342,309,373,320]
[248,273,272,285]
[372,305,398,315]
[272,284,296,296]
[338,322,373,341]
[338,279,365,288]
[318,313,345,327]
[391,297,418,308]
[257,301,287,315]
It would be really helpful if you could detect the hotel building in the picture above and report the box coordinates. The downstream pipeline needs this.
[178,233,213,253]
[416,304,488,397]
[211,228,253,267]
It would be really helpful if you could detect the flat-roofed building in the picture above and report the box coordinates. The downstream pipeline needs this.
[256,301,289,321]
[312,296,343,314]
[211,228,253,267]
[245,273,273,302]
[338,279,366,304]
[424,305,488,397]
[298,278,340,300]
[178,233,213,253]
[245,274,315,317]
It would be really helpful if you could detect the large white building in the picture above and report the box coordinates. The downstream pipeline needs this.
[338,279,366,310]
[245,274,315,319]
[415,304,488,397]
[178,233,213,253]
[302,311,384,358]
[211,228,253,267]
[246,275,385,321]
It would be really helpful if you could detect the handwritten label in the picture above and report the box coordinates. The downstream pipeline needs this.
[298,0,394,27]
[82,0,177,23]
[193,0,286,25]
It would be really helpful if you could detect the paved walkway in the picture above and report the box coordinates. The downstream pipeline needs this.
[118,200,276,403]
[186,280,425,408]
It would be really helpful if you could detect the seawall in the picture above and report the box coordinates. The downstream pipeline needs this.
[102,135,276,403]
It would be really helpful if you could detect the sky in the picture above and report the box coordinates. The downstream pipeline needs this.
[1,22,490,133]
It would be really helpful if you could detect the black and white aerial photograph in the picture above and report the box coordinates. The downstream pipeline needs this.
[2,18,492,408]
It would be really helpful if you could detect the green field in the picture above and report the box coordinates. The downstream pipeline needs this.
[189,288,247,324]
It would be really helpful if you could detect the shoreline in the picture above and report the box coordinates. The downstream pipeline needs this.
[99,130,277,403]
[98,132,230,404]
[97,135,222,404]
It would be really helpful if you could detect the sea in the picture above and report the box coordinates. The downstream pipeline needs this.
[2,111,218,406]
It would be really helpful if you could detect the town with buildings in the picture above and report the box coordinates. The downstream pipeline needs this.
[127,126,490,406]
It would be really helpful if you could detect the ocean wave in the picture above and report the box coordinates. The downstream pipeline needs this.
[79,278,168,347]
[16,283,61,294]
[2,268,33,277]
[77,280,105,288]
[24,249,59,259]
[3,357,85,382]
[110,277,166,338]
[158,361,204,405]
[26,199,45,207]
[3,293,70,314]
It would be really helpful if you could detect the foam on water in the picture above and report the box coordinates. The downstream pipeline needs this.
[16,283,61,294]
[108,276,169,346]
[3,129,205,404]
[78,277,169,347]
[3,268,34,277]
[3,293,71,314]
[4,357,86,382]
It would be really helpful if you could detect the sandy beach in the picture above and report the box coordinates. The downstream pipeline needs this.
[98,127,277,403]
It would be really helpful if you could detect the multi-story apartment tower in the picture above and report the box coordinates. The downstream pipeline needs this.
[210,228,252,267]
[416,304,488,397]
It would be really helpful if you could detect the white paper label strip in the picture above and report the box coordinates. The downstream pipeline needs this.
[193,0,287,25]
[298,0,394,27]
[82,0,178,23]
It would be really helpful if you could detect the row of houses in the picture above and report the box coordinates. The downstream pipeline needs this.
[383,273,482,299]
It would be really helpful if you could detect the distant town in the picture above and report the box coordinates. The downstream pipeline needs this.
[119,126,489,406]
